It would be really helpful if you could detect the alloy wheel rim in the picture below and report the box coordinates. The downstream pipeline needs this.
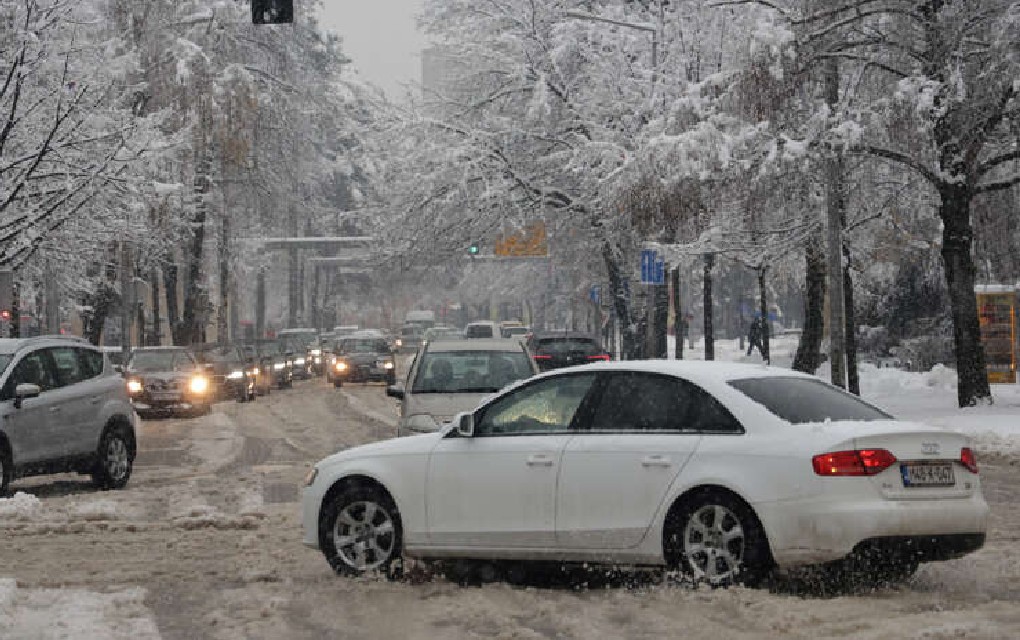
[105,437,129,480]
[333,500,396,571]
[683,504,745,583]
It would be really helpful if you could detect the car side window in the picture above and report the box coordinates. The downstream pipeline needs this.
[589,372,693,433]
[78,348,105,379]
[682,381,743,434]
[49,347,86,387]
[1,350,58,400]
[475,374,595,436]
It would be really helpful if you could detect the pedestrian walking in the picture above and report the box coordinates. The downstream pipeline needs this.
[747,316,765,357]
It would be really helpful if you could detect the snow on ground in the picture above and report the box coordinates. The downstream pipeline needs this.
[0,579,160,640]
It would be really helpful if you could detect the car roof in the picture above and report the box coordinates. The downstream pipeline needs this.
[535,360,814,384]
[532,332,599,340]
[0,337,95,354]
[279,328,316,333]
[466,320,497,326]
[131,346,188,352]
[425,338,525,352]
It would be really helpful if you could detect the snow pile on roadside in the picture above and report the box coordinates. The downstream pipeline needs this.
[858,362,958,395]
[0,492,41,520]
[0,578,161,639]
[68,499,121,522]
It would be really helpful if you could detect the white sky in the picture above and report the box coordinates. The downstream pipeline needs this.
[316,0,426,98]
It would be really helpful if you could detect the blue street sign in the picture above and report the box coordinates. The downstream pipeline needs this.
[641,249,665,285]
[589,285,601,305]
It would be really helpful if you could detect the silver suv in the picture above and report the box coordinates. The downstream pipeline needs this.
[0,336,137,495]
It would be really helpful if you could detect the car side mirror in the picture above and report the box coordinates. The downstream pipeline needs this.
[386,384,405,400]
[14,383,42,409]
[454,412,474,438]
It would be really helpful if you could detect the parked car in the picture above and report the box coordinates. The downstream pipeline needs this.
[387,338,538,437]
[250,339,295,389]
[278,328,318,379]
[304,361,988,586]
[0,336,137,495]
[123,347,212,418]
[526,332,610,371]
[464,321,499,339]
[423,325,464,342]
[331,334,397,387]
[191,344,257,402]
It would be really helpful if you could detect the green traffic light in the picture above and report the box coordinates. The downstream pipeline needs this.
[468,243,479,255]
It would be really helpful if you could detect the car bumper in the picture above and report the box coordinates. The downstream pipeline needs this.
[338,366,394,382]
[301,484,328,550]
[758,492,990,567]
[131,395,207,412]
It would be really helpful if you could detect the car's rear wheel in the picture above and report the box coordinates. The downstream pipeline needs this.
[319,485,402,577]
[665,489,771,587]
[92,424,134,490]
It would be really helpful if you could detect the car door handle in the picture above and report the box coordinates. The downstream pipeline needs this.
[641,455,672,467]
[526,455,554,467]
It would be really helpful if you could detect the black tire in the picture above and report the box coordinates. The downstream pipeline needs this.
[91,424,134,490]
[319,485,402,577]
[664,489,772,588]
[0,441,12,497]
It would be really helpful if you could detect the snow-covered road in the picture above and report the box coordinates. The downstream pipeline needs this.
[2,369,1020,639]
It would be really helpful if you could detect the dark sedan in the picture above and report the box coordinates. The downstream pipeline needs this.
[123,347,213,417]
[331,335,397,387]
[192,344,256,402]
[525,332,610,371]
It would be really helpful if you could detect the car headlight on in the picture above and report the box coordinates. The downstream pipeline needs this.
[334,361,348,371]
[295,357,306,366]
[249,367,259,376]
[273,362,286,371]
[395,338,403,347]
[314,357,322,364]
[383,361,395,370]
[310,349,322,357]
[189,376,209,394]
[126,379,143,394]
[226,370,244,380]
[303,466,318,487]
[404,413,440,434]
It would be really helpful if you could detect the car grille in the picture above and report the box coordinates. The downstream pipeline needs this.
[145,379,182,392]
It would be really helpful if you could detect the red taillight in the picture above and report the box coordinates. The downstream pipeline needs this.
[812,449,897,476]
[587,354,610,361]
[533,355,552,361]
[960,447,979,474]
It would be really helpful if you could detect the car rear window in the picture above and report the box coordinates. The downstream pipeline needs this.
[536,338,600,355]
[465,324,494,338]
[728,377,892,424]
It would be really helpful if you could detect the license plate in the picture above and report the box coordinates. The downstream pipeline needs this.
[150,392,179,402]
[900,462,955,487]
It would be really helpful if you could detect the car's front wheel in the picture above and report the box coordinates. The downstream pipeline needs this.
[91,425,134,490]
[0,444,12,496]
[319,485,402,577]
[665,489,771,587]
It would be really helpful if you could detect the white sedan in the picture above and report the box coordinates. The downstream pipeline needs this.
[301,361,988,586]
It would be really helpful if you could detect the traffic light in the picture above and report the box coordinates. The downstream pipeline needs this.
[252,0,293,24]
[468,242,480,256]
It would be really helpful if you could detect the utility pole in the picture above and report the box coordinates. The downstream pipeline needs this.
[120,242,132,358]
[703,253,715,360]
[825,57,846,388]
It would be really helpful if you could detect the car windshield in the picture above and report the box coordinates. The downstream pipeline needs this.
[401,326,422,337]
[129,351,193,372]
[536,338,600,355]
[728,377,893,424]
[412,350,532,393]
[503,327,528,337]
[341,338,389,353]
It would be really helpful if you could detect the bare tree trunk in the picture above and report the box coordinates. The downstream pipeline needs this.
[150,269,161,346]
[940,183,991,406]
[164,264,180,345]
[703,253,715,361]
[672,266,683,360]
[793,243,826,373]
[82,284,116,345]
[255,268,266,339]
[758,266,770,364]
[182,152,210,345]
[603,241,638,359]
[844,258,860,395]
[217,212,229,343]
[653,268,669,358]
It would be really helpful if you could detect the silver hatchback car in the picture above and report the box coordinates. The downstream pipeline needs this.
[0,336,137,495]
[387,338,539,437]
